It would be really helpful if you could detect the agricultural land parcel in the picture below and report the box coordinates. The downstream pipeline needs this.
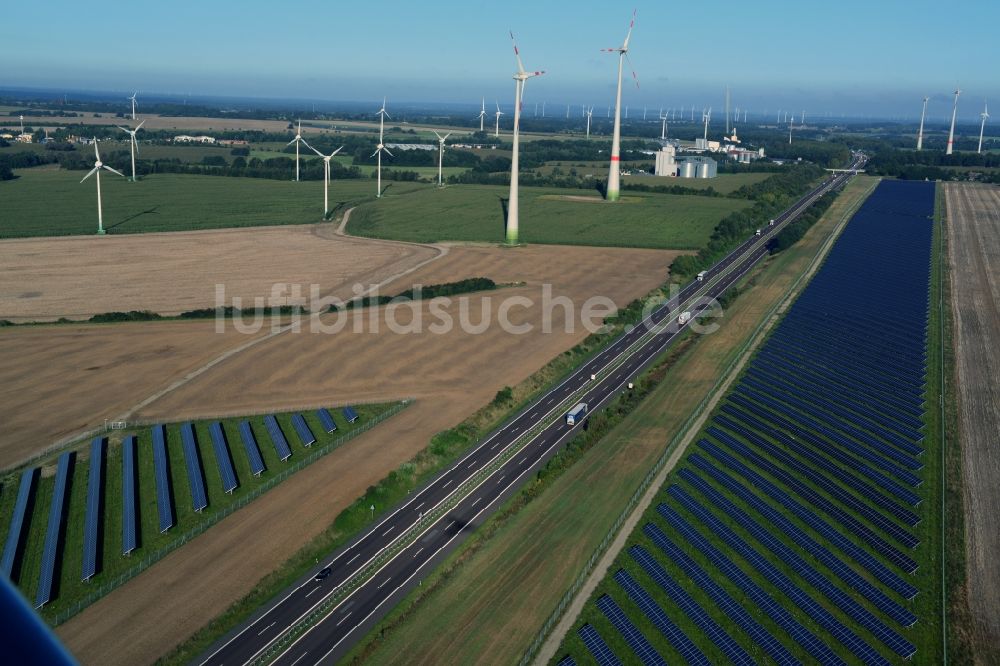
[945,181,1000,664]
[348,176,883,665]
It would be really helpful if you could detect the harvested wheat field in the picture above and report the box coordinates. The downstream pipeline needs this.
[945,182,1000,664]
[52,243,677,665]
[0,224,438,321]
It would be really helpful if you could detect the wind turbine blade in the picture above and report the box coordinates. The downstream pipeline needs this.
[510,30,526,74]
[496,100,501,112]
[309,144,324,157]
[370,149,379,158]
[287,138,297,146]
[80,167,98,183]
[330,146,344,156]
[443,133,451,140]
[432,130,443,141]
[624,53,639,89]
[136,120,145,130]
[117,126,130,133]
[383,147,394,157]
[103,165,126,178]
[93,140,101,160]
[622,9,636,50]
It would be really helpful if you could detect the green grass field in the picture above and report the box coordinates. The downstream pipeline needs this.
[0,169,427,238]
[344,176,880,666]
[0,402,404,623]
[346,184,749,249]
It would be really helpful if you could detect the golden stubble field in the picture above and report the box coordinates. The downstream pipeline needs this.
[42,241,678,664]
[945,182,1000,663]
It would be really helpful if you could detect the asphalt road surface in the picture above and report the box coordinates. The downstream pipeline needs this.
[198,155,865,666]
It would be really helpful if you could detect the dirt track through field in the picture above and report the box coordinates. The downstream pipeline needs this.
[945,182,1000,663]
[50,243,677,664]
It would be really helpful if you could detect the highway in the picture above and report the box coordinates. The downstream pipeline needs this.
[198,155,865,666]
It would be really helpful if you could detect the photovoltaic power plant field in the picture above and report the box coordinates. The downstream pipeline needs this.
[0,402,402,621]
[557,179,937,665]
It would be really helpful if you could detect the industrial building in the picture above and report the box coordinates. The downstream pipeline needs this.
[653,145,717,179]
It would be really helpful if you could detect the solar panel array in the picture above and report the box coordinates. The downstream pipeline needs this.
[1,467,37,577]
[265,415,293,461]
[152,424,175,533]
[36,451,73,608]
[81,437,105,581]
[578,624,622,666]
[180,423,209,512]
[342,406,359,423]
[565,180,933,664]
[239,421,266,476]
[291,414,316,447]
[122,435,138,555]
[210,422,239,493]
[316,408,338,433]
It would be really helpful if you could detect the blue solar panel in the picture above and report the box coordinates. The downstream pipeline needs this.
[152,425,174,533]
[556,655,577,666]
[646,513,842,665]
[595,594,667,666]
[238,421,266,476]
[122,435,137,555]
[674,479,916,657]
[637,532,798,666]
[614,567,723,665]
[578,624,622,666]
[291,414,316,447]
[1,467,37,578]
[209,423,238,493]
[342,406,359,423]
[81,437,104,581]
[35,451,73,608]
[180,423,208,512]
[264,415,292,461]
[316,408,338,434]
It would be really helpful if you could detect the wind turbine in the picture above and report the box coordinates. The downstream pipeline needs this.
[287,120,308,181]
[702,107,711,143]
[494,101,505,137]
[789,117,794,144]
[476,97,487,132]
[432,130,451,187]
[373,99,392,198]
[659,109,668,140]
[128,92,138,120]
[946,88,961,155]
[602,9,638,202]
[505,30,545,245]
[80,139,125,235]
[116,120,145,182]
[917,96,929,150]
[308,144,344,217]
[978,100,990,154]
[586,106,594,138]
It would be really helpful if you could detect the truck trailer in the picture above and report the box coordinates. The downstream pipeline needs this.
[566,403,588,426]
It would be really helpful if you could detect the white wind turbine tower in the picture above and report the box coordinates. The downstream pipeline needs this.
[602,9,638,202]
[116,120,145,182]
[80,139,125,235]
[287,120,308,181]
[308,144,344,217]
[505,30,545,245]
[373,99,392,198]
[477,98,487,132]
[946,88,961,155]
[128,92,138,120]
[659,109,668,140]
[432,130,451,187]
[494,101,505,137]
[702,107,711,144]
[978,100,990,154]
[917,96,929,150]
[586,106,594,138]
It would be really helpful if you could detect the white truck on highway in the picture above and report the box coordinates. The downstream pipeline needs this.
[697,271,707,282]
[678,311,692,326]
[566,402,588,426]
[755,228,762,237]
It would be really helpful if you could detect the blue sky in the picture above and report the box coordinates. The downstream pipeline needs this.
[2,0,995,119]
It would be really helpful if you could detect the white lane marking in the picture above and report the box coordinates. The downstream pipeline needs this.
[413,502,424,512]
[413,547,424,558]
[468,460,477,469]
[306,587,319,598]
[382,525,394,537]
[442,479,453,489]
[530,411,538,418]
[472,496,482,506]
[257,621,276,636]
[346,553,360,565]
[336,612,352,627]
[497,475,506,484]
[491,442,501,450]
[377,577,391,590]
[289,653,308,666]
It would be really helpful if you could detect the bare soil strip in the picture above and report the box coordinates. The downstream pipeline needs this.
[945,182,1000,663]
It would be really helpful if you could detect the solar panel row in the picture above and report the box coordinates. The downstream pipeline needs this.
[291,414,316,447]
[1,467,37,577]
[36,451,73,608]
[342,406,359,423]
[152,425,175,533]
[264,415,292,461]
[122,435,138,555]
[180,423,209,512]
[595,594,667,666]
[316,408,338,434]
[209,422,239,493]
[239,421,266,476]
[578,623,622,666]
[81,437,104,581]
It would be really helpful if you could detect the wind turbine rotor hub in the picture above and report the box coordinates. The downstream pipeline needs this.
[95,160,102,168]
